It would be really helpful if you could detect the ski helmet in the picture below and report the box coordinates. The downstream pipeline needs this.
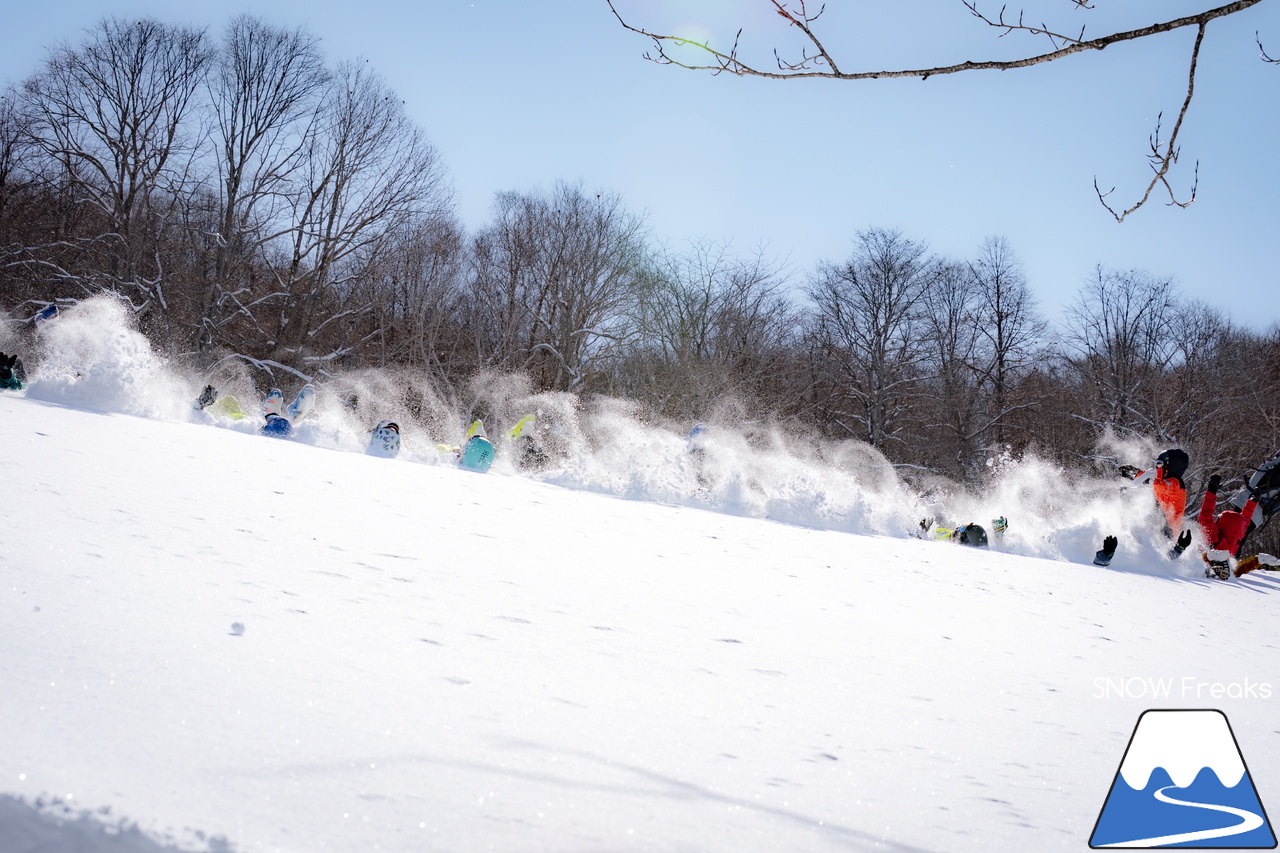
[956,523,989,548]
[1156,448,1189,485]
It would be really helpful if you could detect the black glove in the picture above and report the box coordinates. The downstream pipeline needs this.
[195,384,217,410]
[1118,464,1142,480]
[1093,535,1118,567]
[0,352,22,383]
[1171,529,1193,558]
[1206,474,1221,495]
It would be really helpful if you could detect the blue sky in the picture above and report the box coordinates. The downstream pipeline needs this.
[4,0,1278,330]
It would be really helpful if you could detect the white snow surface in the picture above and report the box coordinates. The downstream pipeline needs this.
[3,298,1280,852]
[1118,710,1246,790]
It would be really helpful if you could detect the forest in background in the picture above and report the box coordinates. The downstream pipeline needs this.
[1,15,1277,552]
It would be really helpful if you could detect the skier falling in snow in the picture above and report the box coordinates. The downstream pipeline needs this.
[1093,448,1190,567]
[1194,473,1261,579]
[458,419,495,472]
[197,383,315,438]
[1213,453,1280,578]
[367,420,401,458]
[507,414,549,472]
[260,385,315,437]
[1093,450,1280,577]
[0,351,27,391]
[918,517,1007,549]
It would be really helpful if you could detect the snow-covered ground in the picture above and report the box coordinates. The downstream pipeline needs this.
[3,299,1279,852]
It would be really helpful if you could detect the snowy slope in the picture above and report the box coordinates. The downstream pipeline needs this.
[3,302,1280,852]
[4,395,1280,853]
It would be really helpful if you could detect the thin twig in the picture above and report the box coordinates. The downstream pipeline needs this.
[1096,24,1205,221]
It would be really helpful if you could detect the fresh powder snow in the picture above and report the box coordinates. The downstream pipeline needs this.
[2,297,1278,852]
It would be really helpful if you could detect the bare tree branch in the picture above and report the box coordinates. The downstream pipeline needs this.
[1095,24,1206,222]
[607,0,1267,220]
[608,0,1263,80]
[1260,30,1280,61]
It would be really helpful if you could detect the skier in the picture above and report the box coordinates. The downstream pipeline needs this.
[1224,451,1280,550]
[950,523,990,548]
[197,383,314,437]
[1093,448,1190,566]
[458,419,495,472]
[506,414,548,471]
[919,518,992,548]
[259,384,316,438]
[367,420,401,458]
[0,351,27,391]
[194,384,246,420]
[1195,473,1261,579]
[1120,448,1190,537]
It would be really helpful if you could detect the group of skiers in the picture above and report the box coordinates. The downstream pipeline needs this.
[1092,447,1280,579]
[5,334,1279,572]
[193,381,527,474]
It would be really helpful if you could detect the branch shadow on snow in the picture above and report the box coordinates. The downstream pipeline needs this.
[311,741,943,853]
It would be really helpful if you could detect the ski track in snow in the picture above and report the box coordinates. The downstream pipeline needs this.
[2,391,1280,853]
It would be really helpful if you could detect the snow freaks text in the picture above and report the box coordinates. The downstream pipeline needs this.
[1093,677,1273,701]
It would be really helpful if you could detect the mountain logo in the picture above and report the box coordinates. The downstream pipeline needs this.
[1090,709,1276,848]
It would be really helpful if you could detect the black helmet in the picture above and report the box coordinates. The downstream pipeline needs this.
[956,523,989,548]
[1156,448,1189,484]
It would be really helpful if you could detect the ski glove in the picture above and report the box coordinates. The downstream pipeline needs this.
[1093,535,1118,567]
[1206,474,1221,495]
[1170,529,1193,558]
[195,384,217,410]
[1118,464,1142,480]
[0,352,25,387]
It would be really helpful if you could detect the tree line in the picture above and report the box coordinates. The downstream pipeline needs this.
[1,15,1276,541]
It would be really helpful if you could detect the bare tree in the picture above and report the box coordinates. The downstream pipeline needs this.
[607,0,1271,220]
[22,18,212,318]
[912,240,1048,477]
[468,183,647,392]
[0,90,35,219]
[1143,300,1245,474]
[969,236,1046,447]
[805,227,939,451]
[354,213,468,373]
[0,89,48,310]
[258,59,451,378]
[916,261,985,476]
[624,238,795,417]
[197,15,328,358]
[1063,266,1182,438]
